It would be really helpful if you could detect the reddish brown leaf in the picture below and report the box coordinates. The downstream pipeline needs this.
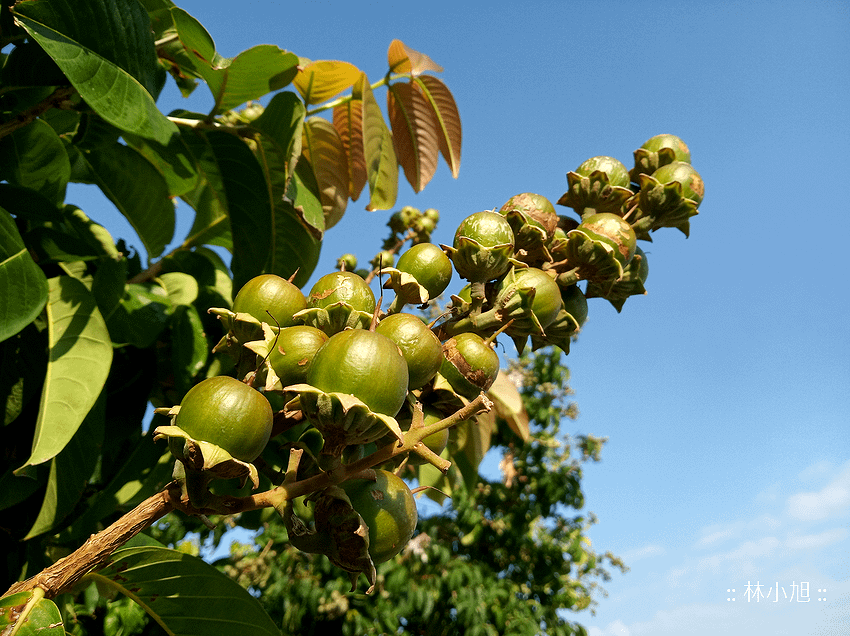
[387,39,443,76]
[333,87,367,201]
[302,117,349,229]
[414,75,461,178]
[388,81,440,193]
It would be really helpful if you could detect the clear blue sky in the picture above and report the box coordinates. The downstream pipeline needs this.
[70,1,849,634]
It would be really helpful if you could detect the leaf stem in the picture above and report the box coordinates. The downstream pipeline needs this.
[0,86,76,141]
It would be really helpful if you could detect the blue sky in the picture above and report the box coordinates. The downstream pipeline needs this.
[69,0,849,633]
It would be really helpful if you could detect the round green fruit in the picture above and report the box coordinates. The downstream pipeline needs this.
[375,313,443,390]
[232,274,306,327]
[576,156,631,189]
[307,271,376,314]
[452,211,515,282]
[395,243,453,300]
[641,134,691,163]
[342,469,418,564]
[268,326,329,387]
[174,376,273,462]
[440,332,500,399]
[503,267,562,332]
[307,329,409,417]
[577,213,637,266]
[652,161,704,205]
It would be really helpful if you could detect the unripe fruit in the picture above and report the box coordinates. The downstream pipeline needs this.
[173,376,273,462]
[577,213,637,266]
[307,271,376,314]
[307,329,409,417]
[641,133,691,163]
[395,243,453,300]
[375,313,443,389]
[268,326,329,386]
[342,469,417,564]
[451,211,515,282]
[576,156,631,189]
[652,161,704,205]
[232,274,306,327]
[440,332,500,399]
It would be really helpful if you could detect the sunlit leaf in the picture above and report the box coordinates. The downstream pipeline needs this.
[170,8,297,114]
[387,39,443,75]
[0,590,64,636]
[294,60,361,105]
[0,208,49,343]
[23,394,105,539]
[355,75,397,210]
[414,75,461,178]
[15,276,112,472]
[251,91,306,185]
[68,143,175,259]
[302,117,349,229]
[91,546,282,636]
[13,1,177,143]
[388,81,440,193]
[333,97,367,201]
[0,119,70,205]
[158,271,199,306]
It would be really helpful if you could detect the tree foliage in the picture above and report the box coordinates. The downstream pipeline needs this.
[0,1,705,635]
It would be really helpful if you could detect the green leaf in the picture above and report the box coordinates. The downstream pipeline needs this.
[0,184,62,223]
[169,305,208,395]
[268,199,321,289]
[68,142,175,259]
[1,324,47,428]
[123,130,201,198]
[293,60,361,105]
[170,8,298,114]
[0,590,64,636]
[179,128,232,251]
[157,271,199,306]
[356,76,398,210]
[24,392,105,539]
[13,0,178,143]
[14,276,112,472]
[0,118,70,205]
[251,91,306,187]
[91,546,282,636]
[285,160,325,239]
[203,130,272,291]
[0,208,49,343]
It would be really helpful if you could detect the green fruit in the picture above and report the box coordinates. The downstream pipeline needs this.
[375,313,443,390]
[451,211,515,282]
[577,213,637,266]
[342,469,418,564]
[268,326,329,387]
[561,284,588,329]
[395,243,453,300]
[641,134,691,163]
[307,271,376,314]
[307,329,409,417]
[502,267,563,332]
[232,274,306,327]
[652,161,704,205]
[576,156,631,189]
[174,376,273,462]
[440,332,500,399]
[498,192,558,239]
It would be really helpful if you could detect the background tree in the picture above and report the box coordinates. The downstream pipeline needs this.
[0,1,702,634]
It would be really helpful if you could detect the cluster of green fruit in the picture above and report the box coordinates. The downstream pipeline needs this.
[153,133,703,584]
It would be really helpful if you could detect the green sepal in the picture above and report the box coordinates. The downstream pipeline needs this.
[563,228,625,284]
[528,307,582,354]
[442,237,515,283]
[152,421,260,490]
[557,170,634,218]
[380,267,431,307]
[585,246,649,312]
[629,174,700,238]
[500,208,552,265]
[278,485,377,593]
[282,384,404,457]
[629,146,678,183]
[291,303,373,337]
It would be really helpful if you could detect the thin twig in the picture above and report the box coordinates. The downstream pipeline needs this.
[0,86,76,141]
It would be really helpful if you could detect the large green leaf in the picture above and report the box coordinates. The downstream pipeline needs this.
[68,142,175,259]
[203,130,272,291]
[170,8,298,114]
[0,118,70,205]
[13,0,177,143]
[356,75,398,211]
[0,208,49,343]
[179,128,232,250]
[251,91,306,188]
[123,130,201,198]
[14,276,112,472]
[23,393,105,540]
[91,546,281,636]
[301,117,349,229]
